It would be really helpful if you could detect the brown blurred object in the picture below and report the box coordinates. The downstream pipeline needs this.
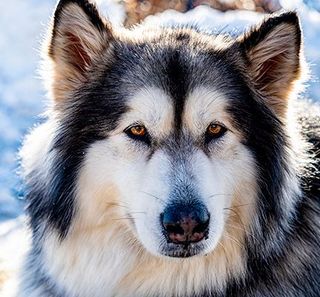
[124,0,187,27]
[193,0,282,13]
[123,0,282,26]
[0,270,9,289]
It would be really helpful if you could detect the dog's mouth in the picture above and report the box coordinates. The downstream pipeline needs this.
[160,241,207,258]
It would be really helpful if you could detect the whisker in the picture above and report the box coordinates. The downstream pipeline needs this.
[224,207,249,227]
[226,223,258,241]
[130,211,146,214]
[207,193,233,199]
[225,208,247,233]
[224,208,239,217]
[223,233,244,249]
[112,217,138,221]
[225,207,257,243]
[224,203,253,210]
[140,191,166,204]
[217,241,230,266]
[218,241,227,254]
[105,202,130,209]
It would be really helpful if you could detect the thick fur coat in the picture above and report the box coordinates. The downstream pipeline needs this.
[15,1,320,296]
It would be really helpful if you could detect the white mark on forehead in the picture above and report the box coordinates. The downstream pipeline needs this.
[116,87,174,136]
[183,87,231,134]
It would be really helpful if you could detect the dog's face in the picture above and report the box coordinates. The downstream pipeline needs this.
[84,83,257,257]
[29,0,301,261]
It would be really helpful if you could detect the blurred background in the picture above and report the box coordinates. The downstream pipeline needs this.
[0,0,319,288]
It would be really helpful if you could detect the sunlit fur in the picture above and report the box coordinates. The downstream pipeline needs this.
[16,1,320,297]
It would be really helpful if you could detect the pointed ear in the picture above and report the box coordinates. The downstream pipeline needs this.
[47,0,113,101]
[238,12,303,116]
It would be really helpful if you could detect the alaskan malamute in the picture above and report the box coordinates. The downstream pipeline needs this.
[18,0,320,296]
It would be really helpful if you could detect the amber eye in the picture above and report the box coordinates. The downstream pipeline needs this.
[129,126,146,137]
[206,123,227,141]
[125,124,150,144]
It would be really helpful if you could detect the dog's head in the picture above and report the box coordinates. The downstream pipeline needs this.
[25,0,303,262]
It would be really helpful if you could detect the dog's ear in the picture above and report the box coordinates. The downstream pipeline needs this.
[47,0,113,101]
[238,12,302,116]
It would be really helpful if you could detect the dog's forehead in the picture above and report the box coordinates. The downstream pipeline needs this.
[117,29,237,92]
[124,86,231,133]
[122,88,174,134]
[113,33,245,133]
[184,87,231,132]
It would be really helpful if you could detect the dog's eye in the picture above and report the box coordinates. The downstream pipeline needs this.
[129,126,146,137]
[125,125,150,144]
[206,123,227,141]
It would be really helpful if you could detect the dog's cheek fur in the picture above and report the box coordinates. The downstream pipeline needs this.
[28,137,138,297]
[197,142,258,244]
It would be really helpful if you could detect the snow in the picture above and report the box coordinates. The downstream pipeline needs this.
[0,1,54,222]
[0,0,319,286]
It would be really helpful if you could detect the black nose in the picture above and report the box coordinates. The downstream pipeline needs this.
[161,203,210,244]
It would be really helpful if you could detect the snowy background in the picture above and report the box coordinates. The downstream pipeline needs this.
[0,0,319,290]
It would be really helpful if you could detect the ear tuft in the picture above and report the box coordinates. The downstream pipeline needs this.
[47,0,113,101]
[238,12,303,116]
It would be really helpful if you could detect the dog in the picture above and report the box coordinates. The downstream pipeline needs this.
[16,0,320,296]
